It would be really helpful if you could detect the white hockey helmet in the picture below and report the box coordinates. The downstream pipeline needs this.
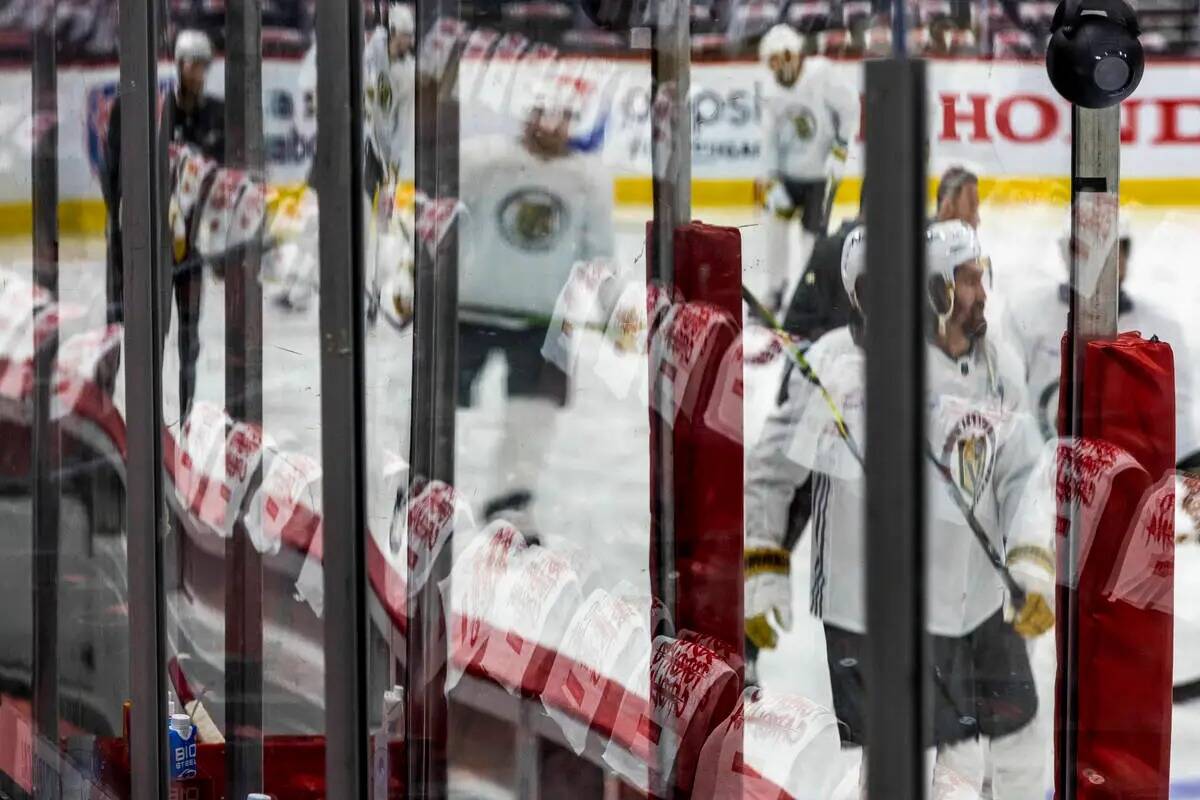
[840,225,867,310]
[926,219,981,325]
[175,29,213,64]
[389,3,415,35]
[759,23,804,64]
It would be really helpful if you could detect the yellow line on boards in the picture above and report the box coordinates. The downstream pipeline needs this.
[3,176,1200,237]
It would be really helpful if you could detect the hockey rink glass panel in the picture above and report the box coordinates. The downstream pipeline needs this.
[0,1,135,795]
[2,0,1197,796]
[911,51,1195,799]
[430,1,882,795]
[157,0,334,796]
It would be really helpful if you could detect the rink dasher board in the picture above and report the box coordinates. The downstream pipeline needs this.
[3,57,1200,220]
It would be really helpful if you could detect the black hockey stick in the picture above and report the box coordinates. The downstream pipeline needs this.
[820,176,841,237]
[924,443,1026,606]
[743,283,1026,606]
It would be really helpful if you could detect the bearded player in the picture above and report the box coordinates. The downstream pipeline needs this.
[745,221,1053,797]
[758,23,860,313]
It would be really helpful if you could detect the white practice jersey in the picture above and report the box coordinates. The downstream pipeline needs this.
[1003,280,1198,457]
[746,327,1044,637]
[364,26,415,175]
[457,135,614,324]
[761,57,859,182]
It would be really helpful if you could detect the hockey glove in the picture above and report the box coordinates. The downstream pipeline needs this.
[169,195,188,264]
[385,267,416,330]
[745,539,793,650]
[827,143,848,183]
[763,179,795,219]
[1007,544,1056,638]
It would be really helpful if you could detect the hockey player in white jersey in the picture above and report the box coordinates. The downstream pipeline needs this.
[1003,220,1198,461]
[456,75,615,531]
[364,3,417,325]
[745,221,1054,797]
[364,2,416,192]
[270,4,416,319]
[758,23,860,312]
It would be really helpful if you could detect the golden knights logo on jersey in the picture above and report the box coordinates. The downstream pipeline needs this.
[791,106,817,140]
[942,411,998,505]
[498,188,567,252]
[369,71,393,111]
[776,104,818,146]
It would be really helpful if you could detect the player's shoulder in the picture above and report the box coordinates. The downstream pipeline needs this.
[807,325,857,362]
[458,135,519,178]
[803,56,845,88]
[979,335,1033,408]
[1001,276,1063,324]
[562,149,609,184]
[364,27,389,67]
[366,25,388,49]
[522,146,606,185]
[463,134,520,159]
[987,336,1026,385]
[760,81,785,106]
[803,55,834,76]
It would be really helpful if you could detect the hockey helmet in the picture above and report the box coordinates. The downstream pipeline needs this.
[840,225,867,310]
[759,23,804,63]
[926,219,982,328]
[175,29,213,64]
[389,3,415,35]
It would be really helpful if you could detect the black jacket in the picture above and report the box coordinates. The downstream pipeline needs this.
[781,217,858,342]
[102,90,226,214]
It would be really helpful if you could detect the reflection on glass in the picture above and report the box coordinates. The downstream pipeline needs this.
[0,0,132,796]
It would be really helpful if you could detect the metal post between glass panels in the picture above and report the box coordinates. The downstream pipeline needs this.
[648,0,691,633]
[224,0,266,792]
[864,56,928,800]
[315,0,370,793]
[118,0,169,793]
[406,0,461,792]
[1057,102,1121,800]
[30,4,61,794]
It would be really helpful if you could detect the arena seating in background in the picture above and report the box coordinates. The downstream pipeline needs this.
[0,0,1196,72]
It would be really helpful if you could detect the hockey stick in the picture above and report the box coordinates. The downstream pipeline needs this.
[820,176,841,238]
[742,283,1026,606]
[924,442,1026,605]
[742,284,864,464]
[367,191,385,325]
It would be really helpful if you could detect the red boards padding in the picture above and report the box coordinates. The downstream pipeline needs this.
[1055,331,1175,799]
[645,221,744,666]
[645,220,744,795]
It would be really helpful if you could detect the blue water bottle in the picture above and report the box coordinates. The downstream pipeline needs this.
[168,713,198,780]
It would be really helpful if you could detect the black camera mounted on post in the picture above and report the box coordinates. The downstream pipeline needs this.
[1046,0,1144,108]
